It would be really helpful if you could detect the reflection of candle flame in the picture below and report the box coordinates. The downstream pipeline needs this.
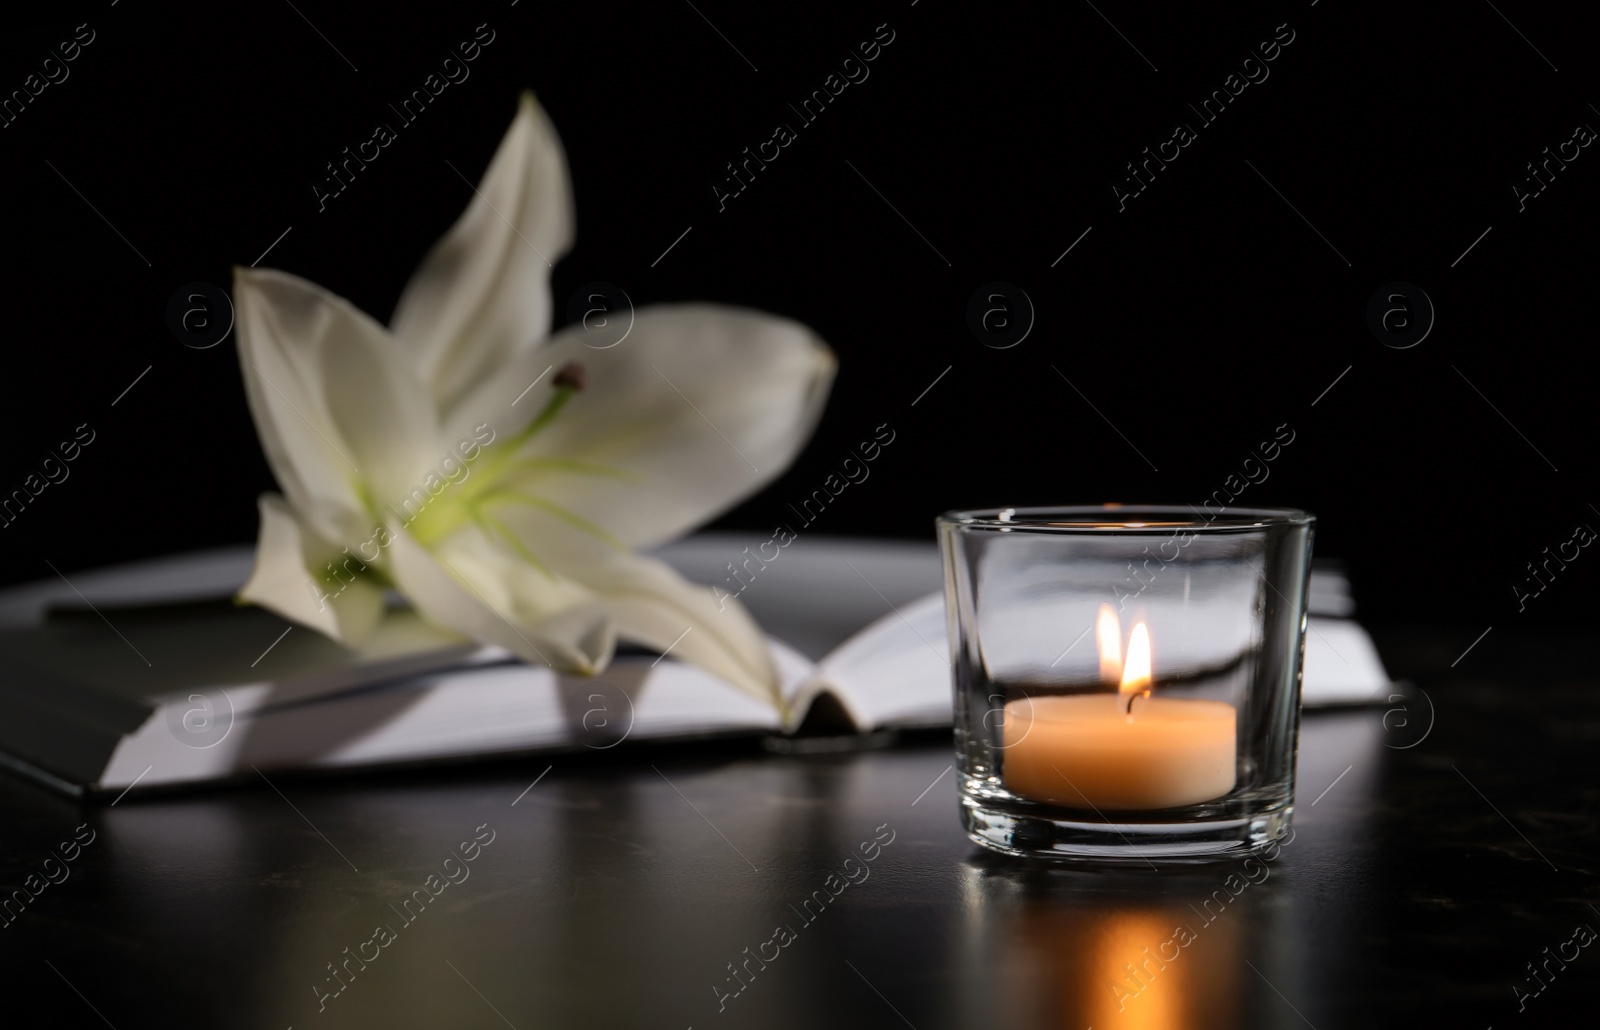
[1097,603,1123,685]
[1088,911,1180,1030]
[1121,622,1152,703]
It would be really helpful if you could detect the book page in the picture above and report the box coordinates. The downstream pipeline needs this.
[806,591,1393,728]
[1299,617,1394,705]
[805,592,952,729]
[99,638,815,790]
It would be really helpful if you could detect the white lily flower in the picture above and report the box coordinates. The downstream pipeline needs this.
[233,92,835,716]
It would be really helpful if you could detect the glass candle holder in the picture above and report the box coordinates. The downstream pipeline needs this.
[937,505,1315,863]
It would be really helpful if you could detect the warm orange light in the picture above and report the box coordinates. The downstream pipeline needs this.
[1096,603,1123,685]
[1121,622,1152,701]
[1085,909,1182,1030]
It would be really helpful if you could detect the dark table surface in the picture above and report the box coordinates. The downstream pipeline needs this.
[0,623,1595,1029]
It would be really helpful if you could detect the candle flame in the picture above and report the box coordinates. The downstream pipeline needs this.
[1121,622,1152,698]
[1096,603,1123,685]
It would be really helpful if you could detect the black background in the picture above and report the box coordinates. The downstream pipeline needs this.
[1,0,1594,629]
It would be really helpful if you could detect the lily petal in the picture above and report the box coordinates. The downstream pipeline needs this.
[315,305,440,517]
[444,304,836,550]
[385,521,614,673]
[390,92,576,418]
[234,267,385,545]
[238,494,386,644]
[459,504,782,708]
[563,547,783,710]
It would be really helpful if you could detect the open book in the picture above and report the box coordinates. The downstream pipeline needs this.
[0,538,1390,798]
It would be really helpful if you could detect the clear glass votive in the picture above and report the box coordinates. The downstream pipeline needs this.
[937,505,1315,863]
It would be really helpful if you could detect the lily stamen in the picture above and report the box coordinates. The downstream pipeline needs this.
[512,361,587,449]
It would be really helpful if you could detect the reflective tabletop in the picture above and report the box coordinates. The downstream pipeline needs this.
[1,624,1594,1029]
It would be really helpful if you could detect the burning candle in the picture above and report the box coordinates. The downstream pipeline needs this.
[1001,605,1237,810]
